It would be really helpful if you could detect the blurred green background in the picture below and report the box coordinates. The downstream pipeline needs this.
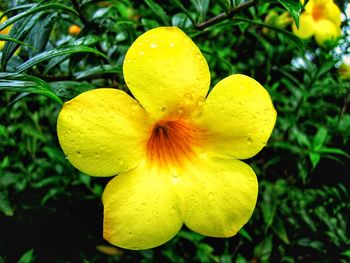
[1,0,350,262]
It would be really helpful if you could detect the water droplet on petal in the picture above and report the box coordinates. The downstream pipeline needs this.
[139,51,145,56]
[169,42,175,48]
[150,42,157,48]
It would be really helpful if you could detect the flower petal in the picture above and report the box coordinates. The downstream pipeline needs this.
[178,156,258,237]
[194,74,276,159]
[57,88,151,177]
[314,19,341,46]
[102,162,183,249]
[123,27,210,120]
[292,13,315,39]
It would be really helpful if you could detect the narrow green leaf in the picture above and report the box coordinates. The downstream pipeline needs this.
[1,12,44,70]
[312,127,328,150]
[144,0,170,25]
[239,228,253,242]
[50,81,94,100]
[0,35,35,49]
[15,45,107,73]
[272,216,290,244]
[0,73,63,105]
[75,64,122,79]
[276,0,302,28]
[318,147,350,158]
[0,190,14,216]
[309,152,321,169]
[0,3,78,32]
[18,249,35,263]
[26,12,57,57]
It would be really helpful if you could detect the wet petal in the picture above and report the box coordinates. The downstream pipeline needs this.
[102,162,183,249]
[123,27,210,120]
[178,156,258,237]
[292,12,315,39]
[57,88,151,177]
[194,74,276,159]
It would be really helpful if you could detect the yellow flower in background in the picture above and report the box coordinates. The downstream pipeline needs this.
[338,63,350,80]
[0,11,12,49]
[263,10,293,36]
[68,24,81,36]
[292,0,341,46]
[57,27,277,250]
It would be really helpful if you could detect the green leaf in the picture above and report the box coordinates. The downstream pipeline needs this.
[213,0,231,12]
[0,73,63,105]
[74,64,122,79]
[169,0,196,25]
[50,81,94,100]
[1,12,44,70]
[144,0,170,26]
[276,0,302,28]
[0,189,14,216]
[254,235,273,262]
[26,12,57,57]
[0,35,35,49]
[312,127,328,150]
[190,0,210,22]
[0,3,78,32]
[18,249,35,263]
[239,228,253,242]
[272,216,290,244]
[14,45,108,73]
[309,152,321,169]
[341,250,350,258]
[317,147,350,158]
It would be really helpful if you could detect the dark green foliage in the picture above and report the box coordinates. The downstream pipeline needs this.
[1,0,349,262]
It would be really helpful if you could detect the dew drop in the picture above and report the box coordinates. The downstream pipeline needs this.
[169,42,175,48]
[150,42,158,48]
[139,51,145,56]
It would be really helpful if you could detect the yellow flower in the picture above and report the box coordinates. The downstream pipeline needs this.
[338,63,350,80]
[0,11,12,50]
[68,24,81,36]
[292,0,341,47]
[0,11,20,55]
[262,10,293,36]
[57,27,277,250]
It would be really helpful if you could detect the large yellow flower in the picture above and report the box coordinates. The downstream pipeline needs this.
[292,0,341,46]
[57,27,277,250]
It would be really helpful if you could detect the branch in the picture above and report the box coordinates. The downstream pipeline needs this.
[195,0,258,30]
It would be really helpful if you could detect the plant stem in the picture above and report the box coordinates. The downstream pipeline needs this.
[195,0,258,30]
[70,0,89,26]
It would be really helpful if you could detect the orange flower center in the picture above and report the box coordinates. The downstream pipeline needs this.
[312,5,325,21]
[147,119,200,167]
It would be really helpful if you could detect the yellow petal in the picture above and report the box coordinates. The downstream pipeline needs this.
[314,19,341,46]
[194,74,276,159]
[292,13,315,39]
[123,27,210,120]
[102,161,183,249]
[324,2,341,26]
[178,156,258,237]
[57,88,151,177]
